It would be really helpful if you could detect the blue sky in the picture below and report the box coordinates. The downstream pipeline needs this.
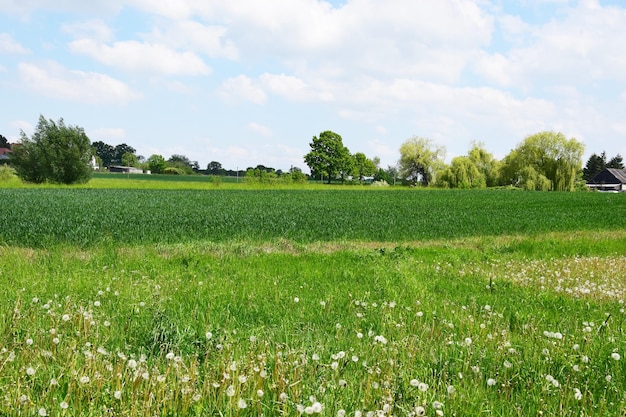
[1,0,625,172]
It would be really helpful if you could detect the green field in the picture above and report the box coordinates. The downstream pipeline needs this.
[1,182,625,416]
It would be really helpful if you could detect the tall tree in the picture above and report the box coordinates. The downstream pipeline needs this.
[113,144,136,165]
[12,115,93,184]
[304,131,352,184]
[207,161,224,175]
[468,142,501,187]
[500,131,584,191]
[352,152,376,183]
[398,136,446,186]
[582,153,606,181]
[92,141,116,167]
[437,156,484,189]
[0,134,9,149]
[147,154,167,174]
[607,154,624,169]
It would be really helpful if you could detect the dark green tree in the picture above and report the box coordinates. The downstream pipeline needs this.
[113,144,136,165]
[607,154,624,169]
[0,134,9,149]
[92,141,115,167]
[304,131,352,184]
[582,152,606,181]
[207,161,224,175]
[12,115,93,184]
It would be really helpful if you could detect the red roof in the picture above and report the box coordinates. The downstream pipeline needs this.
[0,148,12,155]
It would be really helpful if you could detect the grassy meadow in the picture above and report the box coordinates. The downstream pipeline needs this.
[1,177,625,416]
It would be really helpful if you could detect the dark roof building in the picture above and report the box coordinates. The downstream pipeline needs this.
[0,148,12,162]
[587,168,626,192]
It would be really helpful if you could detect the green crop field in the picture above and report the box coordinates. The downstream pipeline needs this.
[1,181,625,416]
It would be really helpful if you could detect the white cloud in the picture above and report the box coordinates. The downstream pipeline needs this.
[61,20,114,42]
[18,61,142,104]
[477,1,626,87]
[145,20,238,59]
[0,33,29,54]
[89,127,126,141]
[247,122,272,138]
[260,73,333,102]
[218,75,266,104]
[11,120,33,136]
[68,38,211,75]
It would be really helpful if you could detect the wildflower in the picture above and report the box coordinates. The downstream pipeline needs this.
[249,335,257,343]
[127,359,137,369]
[79,376,90,384]
[279,392,288,401]
[414,406,426,416]
[166,352,175,360]
[418,382,428,392]
[205,331,213,340]
[94,301,101,307]
[60,401,68,409]
[311,402,323,413]
[114,391,122,400]
[487,378,496,386]
[611,352,620,361]
[226,385,235,397]
[356,332,363,339]
[38,408,47,416]
[464,337,472,346]
[50,378,58,386]
[503,360,512,369]
[410,379,419,387]
[26,367,36,376]
[606,375,612,383]
[26,338,33,346]
[338,410,346,417]
[257,389,264,398]
[574,388,583,400]
[312,353,320,361]
[294,297,299,303]
[52,337,60,345]
[447,385,456,395]
[331,361,339,370]
[433,401,443,409]
[352,355,359,362]
[237,398,247,409]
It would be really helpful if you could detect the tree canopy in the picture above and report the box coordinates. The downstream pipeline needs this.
[500,131,584,191]
[304,131,352,184]
[398,137,446,186]
[0,134,9,149]
[12,115,93,184]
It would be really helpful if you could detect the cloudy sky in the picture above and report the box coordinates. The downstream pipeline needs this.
[1,0,625,172]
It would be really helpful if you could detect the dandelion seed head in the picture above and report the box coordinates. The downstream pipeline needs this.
[114,390,122,400]
[237,398,247,409]
[38,408,47,416]
[487,378,496,386]
[611,352,620,361]
[26,367,36,376]
[60,401,68,409]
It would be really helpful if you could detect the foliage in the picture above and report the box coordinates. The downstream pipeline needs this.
[1,189,624,247]
[147,154,167,174]
[304,131,352,184]
[468,142,501,187]
[0,165,15,181]
[352,152,377,183]
[12,115,93,184]
[583,151,624,181]
[398,136,446,186]
[168,154,196,174]
[0,134,9,148]
[206,161,224,175]
[500,131,584,191]
[437,156,484,189]
[121,152,139,167]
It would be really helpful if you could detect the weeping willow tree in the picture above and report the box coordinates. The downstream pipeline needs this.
[500,131,584,191]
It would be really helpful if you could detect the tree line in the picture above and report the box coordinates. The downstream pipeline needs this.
[2,115,623,188]
[304,130,623,191]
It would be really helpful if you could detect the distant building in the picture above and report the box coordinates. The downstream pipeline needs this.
[0,148,12,164]
[587,168,626,192]
[109,166,145,174]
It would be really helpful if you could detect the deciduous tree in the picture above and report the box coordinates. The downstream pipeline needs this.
[500,131,584,191]
[12,115,93,184]
[304,131,352,184]
[147,154,167,174]
[352,152,377,183]
[398,136,446,186]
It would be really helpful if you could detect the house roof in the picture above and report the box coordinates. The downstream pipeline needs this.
[588,168,626,184]
[0,148,12,156]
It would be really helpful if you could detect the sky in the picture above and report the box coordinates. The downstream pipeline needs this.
[1,0,625,173]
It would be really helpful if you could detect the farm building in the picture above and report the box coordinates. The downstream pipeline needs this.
[587,168,626,192]
[109,166,145,174]
[0,148,12,164]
